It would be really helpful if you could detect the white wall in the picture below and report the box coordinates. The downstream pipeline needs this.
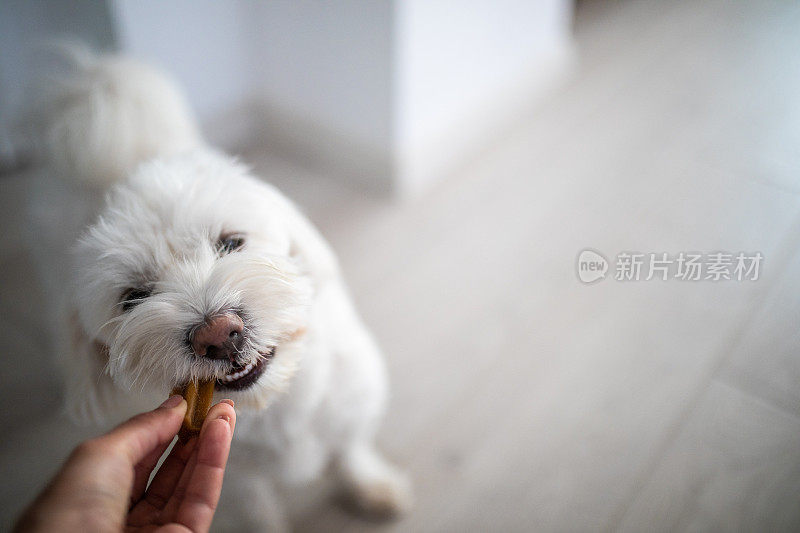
[247,0,395,192]
[110,0,395,188]
[1,0,574,196]
[109,0,261,149]
[394,0,574,194]
[244,0,573,195]
[110,0,573,196]
[253,1,394,154]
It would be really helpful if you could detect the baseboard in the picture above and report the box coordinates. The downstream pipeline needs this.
[229,101,395,196]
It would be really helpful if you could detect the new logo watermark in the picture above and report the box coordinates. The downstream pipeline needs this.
[577,249,609,283]
[576,249,762,283]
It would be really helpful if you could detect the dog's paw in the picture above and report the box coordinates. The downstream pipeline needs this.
[345,469,413,519]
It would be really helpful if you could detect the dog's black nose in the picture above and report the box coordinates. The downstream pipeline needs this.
[191,313,245,361]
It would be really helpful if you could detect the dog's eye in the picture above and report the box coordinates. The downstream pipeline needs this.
[218,234,245,254]
[121,288,152,311]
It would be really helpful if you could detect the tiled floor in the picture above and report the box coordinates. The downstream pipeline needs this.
[2,0,800,531]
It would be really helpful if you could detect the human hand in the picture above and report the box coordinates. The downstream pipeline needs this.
[15,395,236,533]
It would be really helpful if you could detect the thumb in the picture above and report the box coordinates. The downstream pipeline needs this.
[100,395,187,465]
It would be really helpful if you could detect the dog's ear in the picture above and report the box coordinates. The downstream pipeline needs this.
[60,310,120,424]
[276,194,339,287]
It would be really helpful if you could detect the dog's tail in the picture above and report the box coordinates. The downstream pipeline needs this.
[29,44,202,188]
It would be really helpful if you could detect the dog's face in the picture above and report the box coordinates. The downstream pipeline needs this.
[71,152,313,413]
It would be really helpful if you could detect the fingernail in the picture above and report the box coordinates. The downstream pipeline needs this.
[159,395,183,409]
[220,399,234,407]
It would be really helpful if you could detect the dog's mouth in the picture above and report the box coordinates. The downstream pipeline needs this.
[215,347,274,391]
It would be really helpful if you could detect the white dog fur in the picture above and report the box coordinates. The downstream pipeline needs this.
[29,49,410,531]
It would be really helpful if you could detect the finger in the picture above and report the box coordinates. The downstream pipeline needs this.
[207,400,236,434]
[153,525,192,533]
[157,440,200,523]
[100,395,186,466]
[173,402,236,532]
[127,437,198,527]
[131,401,233,524]
[130,437,175,505]
[158,402,235,524]
[33,396,186,530]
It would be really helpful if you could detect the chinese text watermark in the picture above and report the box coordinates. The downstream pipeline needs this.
[577,249,762,284]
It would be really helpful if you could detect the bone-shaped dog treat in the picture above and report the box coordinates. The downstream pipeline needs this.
[171,379,215,441]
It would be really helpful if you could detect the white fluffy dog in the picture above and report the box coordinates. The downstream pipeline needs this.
[30,50,410,531]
